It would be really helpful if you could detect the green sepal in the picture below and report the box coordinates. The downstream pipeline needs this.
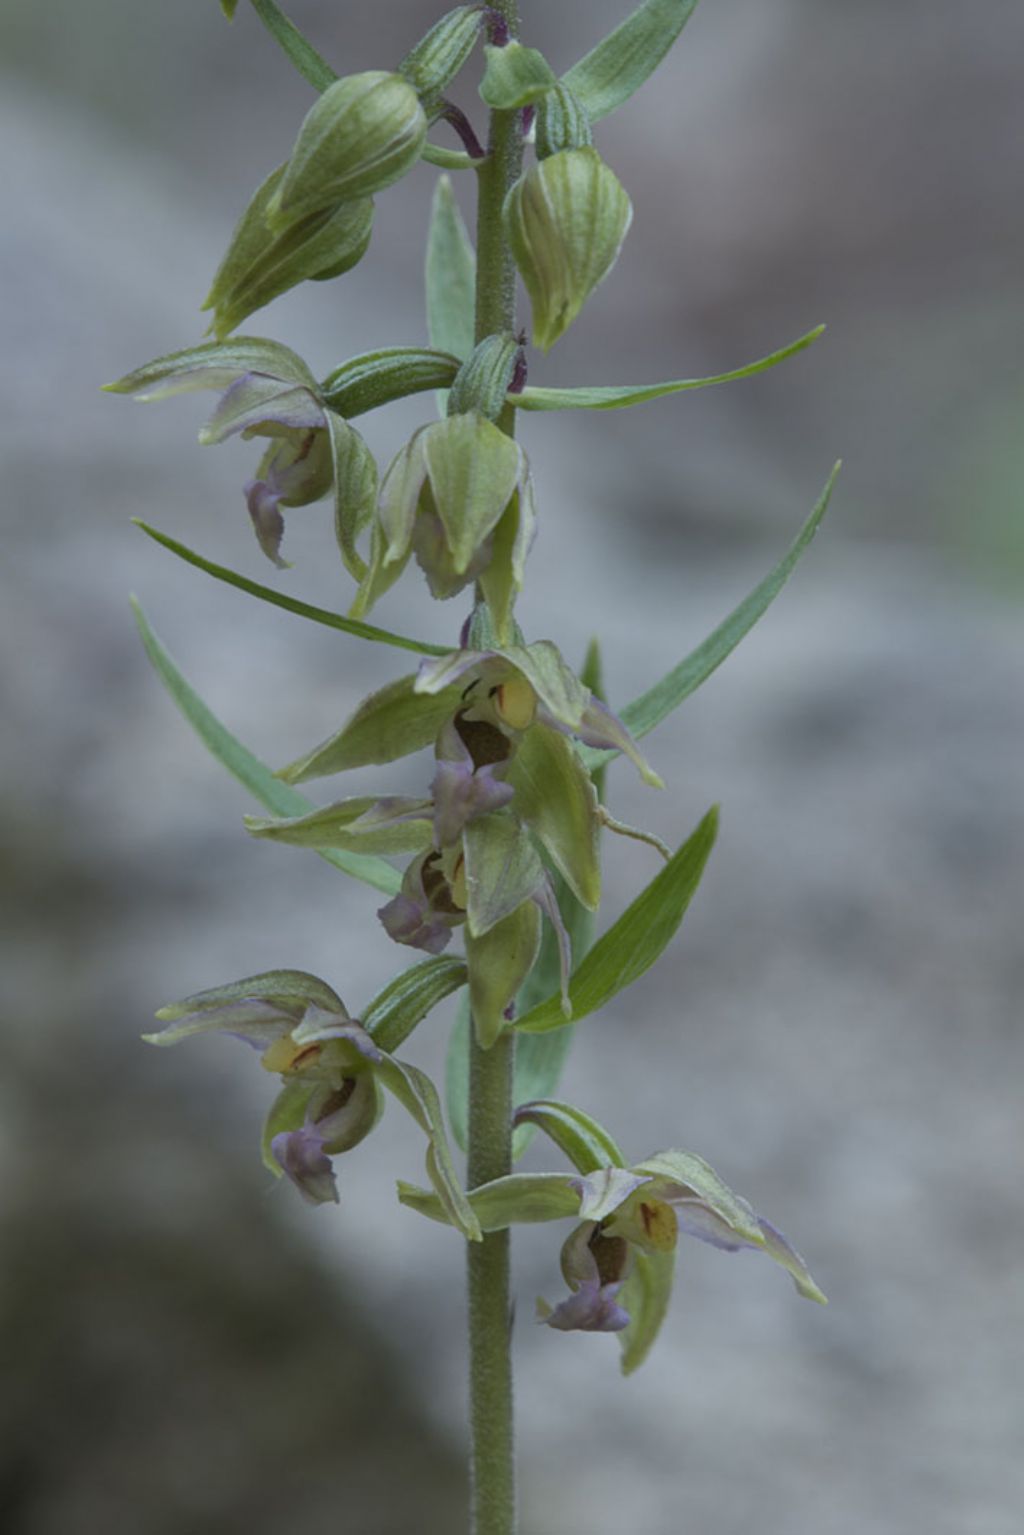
[246,0,337,92]
[509,870,594,1159]
[398,1171,581,1230]
[513,1098,627,1174]
[131,600,401,896]
[632,1151,762,1243]
[362,956,468,1054]
[466,900,542,1048]
[350,520,411,619]
[617,1248,676,1375]
[321,347,461,418]
[373,1055,481,1241]
[244,796,434,855]
[203,163,374,339]
[270,73,427,227]
[277,674,462,783]
[399,5,484,107]
[535,82,592,158]
[478,41,557,108]
[133,522,446,658]
[426,177,477,381]
[476,481,536,647]
[504,148,633,351]
[515,806,718,1033]
[512,325,826,411]
[584,465,841,760]
[154,968,345,1025]
[563,0,700,123]
[507,725,601,911]
[448,332,519,421]
[325,412,378,583]
[462,813,544,939]
[105,335,317,399]
[261,1079,316,1175]
[422,412,523,574]
[220,0,239,20]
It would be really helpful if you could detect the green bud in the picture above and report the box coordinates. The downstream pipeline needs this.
[466,901,542,1048]
[503,148,633,351]
[399,5,484,108]
[321,347,461,418]
[535,82,592,158]
[447,332,520,421]
[203,163,373,338]
[478,40,557,109]
[269,72,428,228]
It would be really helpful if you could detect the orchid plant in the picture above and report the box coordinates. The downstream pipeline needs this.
[109,3,836,1530]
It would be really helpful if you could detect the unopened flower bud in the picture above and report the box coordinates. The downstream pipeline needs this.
[399,5,484,108]
[504,147,633,351]
[269,72,428,229]
[204,163,374,338]
[535,82,592,159]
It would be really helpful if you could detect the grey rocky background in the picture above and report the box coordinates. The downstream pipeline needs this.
[2,1,1022,1532]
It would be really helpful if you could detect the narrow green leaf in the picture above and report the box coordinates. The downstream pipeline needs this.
[617,1249,676,1375]
[515,807,718,1033]
[600,464,841,751]
[445,993,473,1154]
[133,521,447,657]
[131,598,400,896]
[513,1098,627,1174]
[426,176,477,364]
[398,1172,581,1230]
[479,41,557,108]
[562,0,700,123]
[362,956,468,1054]
[512,326,824,411]
[247,0,337,93]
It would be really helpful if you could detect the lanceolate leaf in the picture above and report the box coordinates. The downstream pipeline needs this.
[398,1172,582,1231]
[134,521,447,657]
[514,807,718,1033]
[562,0,700,123]
[246,0,337,93]
[426,175,477,375]
[362,956,468,1054]
[131,599,400,896]
[592,464,841,754]
[512,326,824,411]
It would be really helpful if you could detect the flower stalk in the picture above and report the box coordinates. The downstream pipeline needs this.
[466,5,522,1525]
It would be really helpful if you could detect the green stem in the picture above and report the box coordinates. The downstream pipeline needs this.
[467,6,523,1533]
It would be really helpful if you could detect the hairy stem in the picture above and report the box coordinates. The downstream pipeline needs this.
[466,5,523,1533]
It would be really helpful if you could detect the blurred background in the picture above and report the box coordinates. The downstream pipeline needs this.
[2,1,1022,1531]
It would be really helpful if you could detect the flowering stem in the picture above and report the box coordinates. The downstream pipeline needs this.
[466,5,522,1531]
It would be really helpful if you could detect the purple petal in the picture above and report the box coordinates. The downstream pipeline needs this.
[270,1125,339,1206]
[200,374,324,444]
[244,479,288,567]
[540,1280,631,1333]
[431,756,514,847]
[378,892,453,955]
